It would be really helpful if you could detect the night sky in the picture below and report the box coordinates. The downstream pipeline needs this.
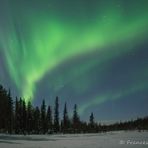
[0,0,148,122]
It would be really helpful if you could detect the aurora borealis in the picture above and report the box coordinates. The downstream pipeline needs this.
[0,0,148,121]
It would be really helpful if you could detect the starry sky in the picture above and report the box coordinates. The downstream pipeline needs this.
[0,0,148,122]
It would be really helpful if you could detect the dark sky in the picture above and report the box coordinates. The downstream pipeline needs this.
[0,0,148,122]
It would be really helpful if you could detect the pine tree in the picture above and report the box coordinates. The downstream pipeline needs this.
[63,102,69,133]
[72,104,80,132]
[54,96,60,132]
[33,106,41,134]
[41,99,47,134]
[19,97,23,133]
[22,100,27,134]
[27,101,33,134]
[0,85,8,132]
[89,112,94,126]
[15,97,19,134]
[0,85,3,130]
[7,89,13,134]
[89,112,95,132]
[46,105,53,133]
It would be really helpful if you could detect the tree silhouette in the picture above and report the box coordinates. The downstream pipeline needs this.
[62,102,70,133]
[72,104,80,133]
[89,112,94,125]
[19,97,24,133]
[54,96,60,132]
[22,100,27,134]
[0,85,11,133]
[46,105,53,133]
[41,99,47,134]
[89,112,95,132]
[34,106,41,134]
[27,101,33,134]
[0,83,148,134]
[14,97,19,134]
[7,89,13,134]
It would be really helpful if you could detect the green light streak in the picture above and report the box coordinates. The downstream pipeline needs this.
[0,1,148,102]
[79,81,148,115]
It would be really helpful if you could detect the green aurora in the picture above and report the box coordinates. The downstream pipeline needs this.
[0,0,148,118]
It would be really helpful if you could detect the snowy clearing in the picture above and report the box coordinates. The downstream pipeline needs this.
[0,131,148,148]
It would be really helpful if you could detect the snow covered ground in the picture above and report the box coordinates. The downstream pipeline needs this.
[0,131,148,148]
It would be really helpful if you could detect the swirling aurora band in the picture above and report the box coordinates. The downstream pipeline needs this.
[0,0,148,118]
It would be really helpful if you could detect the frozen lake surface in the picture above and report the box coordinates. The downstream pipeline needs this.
[0,131,148,148]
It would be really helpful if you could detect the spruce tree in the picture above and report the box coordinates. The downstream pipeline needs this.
[63,102,69,133]
[19,97,23,133]
[27,101,33,134]
[72,104,80,132]
[46,105,52,133]
[15,97,19,134]
[41,99,47,134]
[89,112,94,126]
[89,112,95,132]
[7,89,13,134]
[22,100,27,134]
[54,96,60,132]
[0,85,8,132]
[34,106,41,134]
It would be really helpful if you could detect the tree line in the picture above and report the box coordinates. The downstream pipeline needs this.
[0,84,148,134]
